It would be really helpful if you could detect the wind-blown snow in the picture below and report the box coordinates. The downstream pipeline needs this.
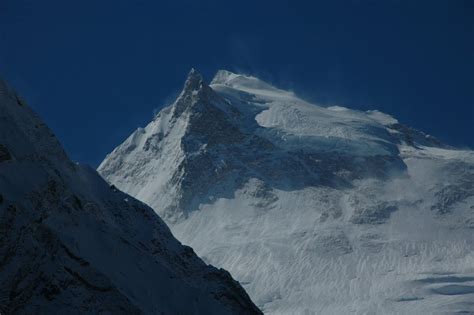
[99,69,474,314]
[210,70,398,157]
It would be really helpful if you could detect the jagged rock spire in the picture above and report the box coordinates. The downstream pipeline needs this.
[184,68,204,92]
[171,68,216,118]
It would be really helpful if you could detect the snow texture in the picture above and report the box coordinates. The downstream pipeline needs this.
[99,69,474,314]
[0,78,261,315]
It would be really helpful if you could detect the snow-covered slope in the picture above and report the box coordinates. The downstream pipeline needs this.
[0,79,261,314]
[99,69,474,314]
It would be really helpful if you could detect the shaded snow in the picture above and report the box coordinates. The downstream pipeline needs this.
[0,78,261,314]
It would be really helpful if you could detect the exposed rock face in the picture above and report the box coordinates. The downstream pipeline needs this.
[0,78,261,314]
[429,161,474,214]
[388,123,445,148]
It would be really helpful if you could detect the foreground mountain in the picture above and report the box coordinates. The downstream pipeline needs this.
[99,69,474,314]
[0,79,261,314]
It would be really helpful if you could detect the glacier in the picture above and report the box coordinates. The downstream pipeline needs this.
[99,69,474,314]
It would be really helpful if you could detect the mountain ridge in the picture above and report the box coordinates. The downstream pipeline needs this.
[99,69,410,222]
[99,69,474,314]
[0,77,262,314]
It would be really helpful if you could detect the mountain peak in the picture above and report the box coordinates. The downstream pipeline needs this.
[210,70,285,96]
[211,70,239,85]
[184,68,205,91]
[99,68,474,314]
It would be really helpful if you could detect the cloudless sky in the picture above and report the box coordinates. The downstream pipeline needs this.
[1,0,473,167]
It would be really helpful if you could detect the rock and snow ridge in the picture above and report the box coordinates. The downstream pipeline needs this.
[99,69,474,314]
[0,78,261,314]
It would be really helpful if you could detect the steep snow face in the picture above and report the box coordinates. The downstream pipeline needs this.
[99,69,406,222]
[0,79,261,315]
[99,70,474,314]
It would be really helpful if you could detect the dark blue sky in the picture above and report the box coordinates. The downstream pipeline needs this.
[1,0,473,166]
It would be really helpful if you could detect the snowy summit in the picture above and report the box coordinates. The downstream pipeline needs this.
[99,69,474,314]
